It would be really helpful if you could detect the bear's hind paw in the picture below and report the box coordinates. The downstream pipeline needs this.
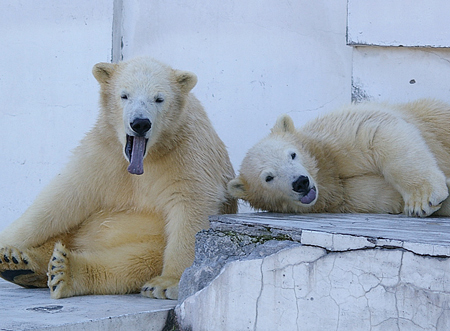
[141,276,179,300]
[0,246,47,288]
[47,242,74,299]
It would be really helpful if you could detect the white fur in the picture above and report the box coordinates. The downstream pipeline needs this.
[229,99,450,217]
[0,57,237,299]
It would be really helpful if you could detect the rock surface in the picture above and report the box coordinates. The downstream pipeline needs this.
[177,213,450,331]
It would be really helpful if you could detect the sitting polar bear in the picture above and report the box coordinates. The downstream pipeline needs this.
[0,57,237,299]
[228,99,450,217]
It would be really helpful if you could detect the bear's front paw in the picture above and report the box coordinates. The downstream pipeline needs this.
[0,246,47,288]
[403,183,449,217]
[141,276,179,300]
[47,242,74,299]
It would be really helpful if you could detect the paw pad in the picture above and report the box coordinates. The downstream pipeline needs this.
[0,247,44,288]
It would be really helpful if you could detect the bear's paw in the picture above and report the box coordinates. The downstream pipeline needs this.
[0,246,47,288]
[47,242,74,299]
[141,276,179,300]
[403,180,449,217]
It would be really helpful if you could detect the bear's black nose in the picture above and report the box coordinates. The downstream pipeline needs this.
[130,118,152,136]
[292,175,309,193]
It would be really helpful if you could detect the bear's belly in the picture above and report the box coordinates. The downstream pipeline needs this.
[69,210,165,251]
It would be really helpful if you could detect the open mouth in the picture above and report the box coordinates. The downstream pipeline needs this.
[299,187,317,204]
[125,134,148,175]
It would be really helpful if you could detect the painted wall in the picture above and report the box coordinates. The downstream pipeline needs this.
[1,1,449,231]
[352,47,450,103]
[348,0,450,103]
[119,0,353,214]
[0,1,113,231]
[347,0,450,48]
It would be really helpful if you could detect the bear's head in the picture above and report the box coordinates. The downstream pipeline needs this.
[92,57,197,175]
[228,115,319,212]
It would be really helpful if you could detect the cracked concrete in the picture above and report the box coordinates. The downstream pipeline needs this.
[176,213,450,331]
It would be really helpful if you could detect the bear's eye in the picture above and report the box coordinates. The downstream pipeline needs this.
[265,175,274,182]
[121,93,129,100]
[155,95,164,103]
[291,153,296,160]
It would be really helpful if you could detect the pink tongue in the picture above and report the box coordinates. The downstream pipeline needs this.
[300,188,316,204]
[127,137,146,175]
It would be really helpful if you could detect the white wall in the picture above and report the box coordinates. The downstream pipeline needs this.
[120,0,353,186]
[352,47,450,103]
[2,1,450,230]
[348,0,450,48]
[0,1,113,231]
[348,0,450,103]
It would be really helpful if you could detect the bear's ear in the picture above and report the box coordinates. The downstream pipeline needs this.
[92,62,118,84]
[227,177,248,199]
[174,70,198,93]
[271,114,296,134]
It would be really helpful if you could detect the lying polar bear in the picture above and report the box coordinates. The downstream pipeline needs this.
[228,99,450,217]
[0,57,237,299]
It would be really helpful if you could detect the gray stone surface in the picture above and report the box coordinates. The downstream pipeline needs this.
[180,212,450,302]
[0,279,176,331]
[211,213,450,250]
[177,213,450,331]
[4,212,450,330]
[178,228,299,302]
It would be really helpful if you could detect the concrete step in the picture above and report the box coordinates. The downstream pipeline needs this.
[4,213,450,330]
[177,213,450,331]
[0,279,176,331]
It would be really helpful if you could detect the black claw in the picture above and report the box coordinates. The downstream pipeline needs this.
[52,256,57,261]
[12,257,19,264]
[51,275,55,281]
[429,201,433,207]
[52,286,57,292]
[51,265,56,270]
[149,287,155,292]
[4,255,10,263]
[23,259,28,265]
[143,287,149,292]
[421,209,426,215]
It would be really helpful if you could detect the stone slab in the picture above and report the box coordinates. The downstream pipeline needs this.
[177,213,450,331]
[211,213,450,255]
[0,279,176,331]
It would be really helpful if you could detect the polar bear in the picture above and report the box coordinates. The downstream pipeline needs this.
[0,57,237,299]
[228,99,450,217]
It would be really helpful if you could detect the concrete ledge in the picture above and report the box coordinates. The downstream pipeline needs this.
[3,213,450,330]
[1,280,176,331]
[177,213,450,331]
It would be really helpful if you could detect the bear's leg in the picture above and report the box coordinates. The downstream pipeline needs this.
[370,119,449,216]
[141,205,206,300]
[48,242,163,299]
[0,237,60,288]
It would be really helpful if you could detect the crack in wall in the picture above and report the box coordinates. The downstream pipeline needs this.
[253,259,264,331]
[178,220,450,330]
[258,245,448,330]
[422,49,450,66]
